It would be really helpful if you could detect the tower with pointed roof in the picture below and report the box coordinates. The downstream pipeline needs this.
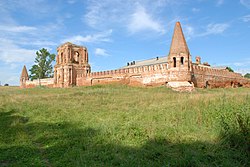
[20,65,29,88]
[167,22,192,82]
[54,42,91,87]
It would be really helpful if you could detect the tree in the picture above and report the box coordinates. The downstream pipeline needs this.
[29,48,56,81]
[226,67,234,72]
[244,73,250,78]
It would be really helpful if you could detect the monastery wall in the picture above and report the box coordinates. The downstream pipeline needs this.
[24,78,54,88]
[77,63,250,88]
[192,65,250,88]
[20,22,250,90]
[77,63,170,87]
[21,64,250,89]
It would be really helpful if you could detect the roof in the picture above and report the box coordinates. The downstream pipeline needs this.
[121,56,168,69]
[169,22,190,55]
[211,66,229,70]
[20,65,29,79]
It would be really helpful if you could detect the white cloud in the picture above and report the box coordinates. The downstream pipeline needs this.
[0,39,36,63]
[184,25,195,40]
[220,59,250,75]
[240,0,250,8]
[184,22,230,39]
[84,1,104,28]
[235,68,250,75]
[10,63,19,70]
[216,0,224,6]
[1,0,57,16]
[192,8,200,13]
[241,15,250,22]
[94,48,110,56]
[0,71,20,86]
[198,23,230,36]
[61,29,113,45]
[218,59,250,74]
[67,0,76,4]
[0,23,60,46]
[206,23,229,34]
[127,5,165,34]
[65,13,73,19]
[233,60,250,67]
[0,25,37,33]
[83,0,176,34]
[5,76,20,85]
[22,40,57,47]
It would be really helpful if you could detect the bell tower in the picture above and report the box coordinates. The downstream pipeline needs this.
[20,65,29,88]
[54,42,91,87]
[167,22,192,82]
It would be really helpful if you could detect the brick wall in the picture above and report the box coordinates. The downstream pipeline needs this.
[77,63,169,87]
[21,63,250,89]
[192,65,250,88]
[77,63,250,88]
[24,78,54,88]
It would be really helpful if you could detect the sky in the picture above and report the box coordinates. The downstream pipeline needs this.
[0,0,250,86]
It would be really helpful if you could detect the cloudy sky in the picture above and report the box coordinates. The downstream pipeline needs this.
[0,0,250,85]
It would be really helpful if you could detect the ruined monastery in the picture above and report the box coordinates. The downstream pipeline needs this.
[20,22,250,91]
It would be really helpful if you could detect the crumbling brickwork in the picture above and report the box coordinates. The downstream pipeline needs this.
[54,42,91,87]
[20,22,250,90]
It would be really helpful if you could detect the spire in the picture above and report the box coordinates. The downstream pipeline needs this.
[169,22,190,55]
[20,65,29,80]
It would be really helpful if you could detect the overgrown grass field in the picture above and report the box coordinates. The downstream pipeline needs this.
[0,85,249,166]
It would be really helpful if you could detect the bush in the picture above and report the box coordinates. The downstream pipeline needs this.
[244,73,250,78]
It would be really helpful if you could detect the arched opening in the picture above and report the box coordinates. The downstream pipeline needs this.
[181,57,184,65]
[74,51,79,64]
[173,57,176,67]
[231,81,234,88]
[85,50,88,62]
[69,69,72,84]
[205,81,209,88]
[61,53,63,64]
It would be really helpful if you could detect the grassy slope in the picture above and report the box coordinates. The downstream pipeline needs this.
[0,85,249,167]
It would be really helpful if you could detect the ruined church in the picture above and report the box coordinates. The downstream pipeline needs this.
[20,22,250,91]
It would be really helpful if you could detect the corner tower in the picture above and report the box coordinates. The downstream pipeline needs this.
[54,42,91,87]
[20,65,29,88]
[167,22,192,82]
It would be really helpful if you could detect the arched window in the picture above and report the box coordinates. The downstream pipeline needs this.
[85,50,88,62]
[74,51,79,63]
[181,57,184,65]
[61,53,63,63]
[69,69,72,83]
[173,57,176,67]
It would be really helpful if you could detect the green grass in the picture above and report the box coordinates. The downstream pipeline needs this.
[0,85,249,167]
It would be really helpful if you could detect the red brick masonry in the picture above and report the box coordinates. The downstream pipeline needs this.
[20,22,250,90]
